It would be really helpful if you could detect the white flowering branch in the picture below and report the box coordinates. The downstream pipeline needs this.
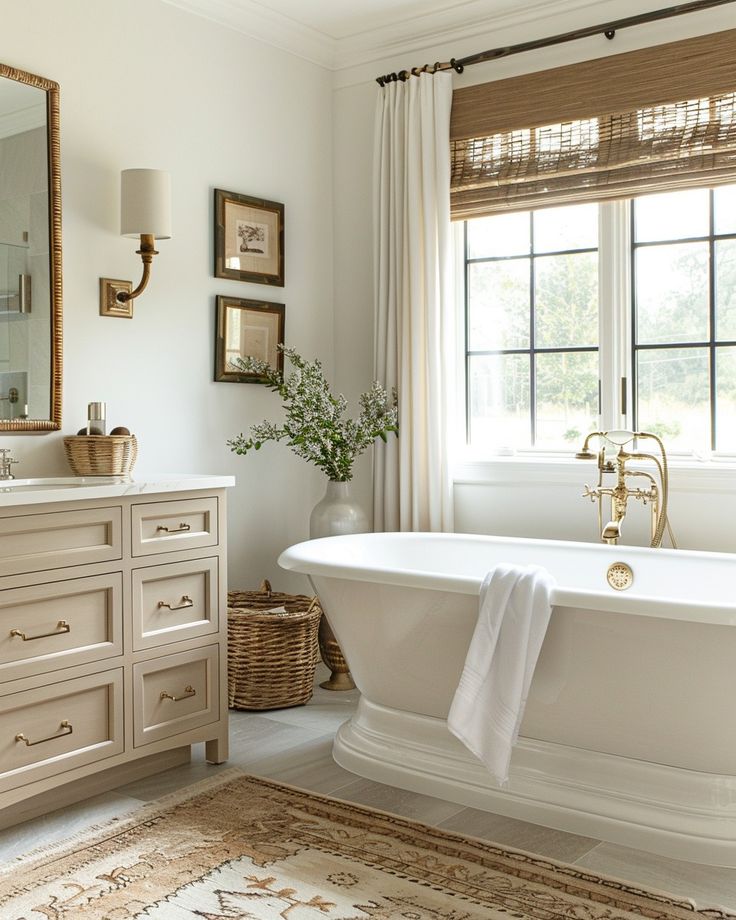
[228,346,398,482]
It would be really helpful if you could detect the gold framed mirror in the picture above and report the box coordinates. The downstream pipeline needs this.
[0,63,61,431]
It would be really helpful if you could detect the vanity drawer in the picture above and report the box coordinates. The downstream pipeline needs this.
[131,497,218,557]
[0,573,123,679]
[133,645,219,747]
[132,557,218,651]
[0,507,122,577]
[0,669,123,793]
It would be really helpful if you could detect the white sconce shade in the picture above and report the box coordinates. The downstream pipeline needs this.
[120,168,172,239]
[100,168,172,317]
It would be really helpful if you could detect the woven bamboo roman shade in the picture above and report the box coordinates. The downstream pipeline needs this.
[450,29,736,219]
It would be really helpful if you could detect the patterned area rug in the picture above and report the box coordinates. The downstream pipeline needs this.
[0,769,732,919]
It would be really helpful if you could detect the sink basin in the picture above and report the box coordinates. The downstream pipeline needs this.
[0,476,125,493]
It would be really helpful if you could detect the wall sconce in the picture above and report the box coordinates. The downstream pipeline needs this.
[100,168,171,318]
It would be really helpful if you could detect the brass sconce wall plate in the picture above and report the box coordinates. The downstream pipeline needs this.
[100,278,134,318]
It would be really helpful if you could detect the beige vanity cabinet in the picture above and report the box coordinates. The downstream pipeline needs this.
[0,481,231,828]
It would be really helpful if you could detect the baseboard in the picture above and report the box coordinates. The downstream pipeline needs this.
[0,747,191,831]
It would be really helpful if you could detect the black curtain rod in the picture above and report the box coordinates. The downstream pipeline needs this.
[375,0,736,86]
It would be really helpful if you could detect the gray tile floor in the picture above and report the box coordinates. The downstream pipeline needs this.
[1,666,735,912]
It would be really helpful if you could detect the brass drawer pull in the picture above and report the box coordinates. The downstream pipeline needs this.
[160,684,196,702]
[10,620,70,642]
[156,522,191,534]
[16,720,73,746]
[157,595,193,611]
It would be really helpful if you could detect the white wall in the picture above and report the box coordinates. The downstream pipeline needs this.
[332,0,736,554]
[332,79,377,519]
[0,0,335,591]
[4,0,736,578]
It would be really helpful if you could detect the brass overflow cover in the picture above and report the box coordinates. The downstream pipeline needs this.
[607,562,634,591]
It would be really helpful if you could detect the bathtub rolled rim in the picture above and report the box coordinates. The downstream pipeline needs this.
[278,531,736,627]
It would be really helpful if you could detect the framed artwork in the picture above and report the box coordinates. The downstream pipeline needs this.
[215,295,285,383]
[214,188,284,286]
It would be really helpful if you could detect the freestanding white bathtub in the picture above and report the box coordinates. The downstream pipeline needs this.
[279,532,736,866]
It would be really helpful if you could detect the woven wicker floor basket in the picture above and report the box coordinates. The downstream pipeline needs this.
[227,580,322,711]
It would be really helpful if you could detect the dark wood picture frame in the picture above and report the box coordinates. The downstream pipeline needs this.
[214,188,284,286]
[215,295,285,384]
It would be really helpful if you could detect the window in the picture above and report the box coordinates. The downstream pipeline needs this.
[633,187,736,453]
[463,185,736,457]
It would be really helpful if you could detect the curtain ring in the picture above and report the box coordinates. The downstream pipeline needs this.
[451,58,464,74]
[604,29,616,40]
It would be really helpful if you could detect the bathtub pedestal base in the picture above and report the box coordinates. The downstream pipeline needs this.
[334,697,736,867]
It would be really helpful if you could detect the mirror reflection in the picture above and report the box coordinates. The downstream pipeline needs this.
[0,65,61,430]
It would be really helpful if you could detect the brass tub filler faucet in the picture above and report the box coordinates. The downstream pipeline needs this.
[575,430,675,548]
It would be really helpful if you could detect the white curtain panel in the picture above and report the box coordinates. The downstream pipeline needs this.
[373,71,455,533]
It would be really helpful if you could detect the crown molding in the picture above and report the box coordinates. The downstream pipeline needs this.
[161,0,336,68]
[333,0,608,70]
[161,0,727,79]
[0,104,45,141]
[161,0,637,73]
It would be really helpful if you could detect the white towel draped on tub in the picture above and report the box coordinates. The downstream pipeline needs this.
[448,563,555,786]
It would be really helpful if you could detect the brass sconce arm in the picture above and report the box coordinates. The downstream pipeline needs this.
[116,234,158,304]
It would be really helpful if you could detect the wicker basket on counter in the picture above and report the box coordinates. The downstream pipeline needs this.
[227,580,322,710]
[63,434,137,477]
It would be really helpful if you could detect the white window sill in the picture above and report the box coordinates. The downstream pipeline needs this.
[453,452,736,493]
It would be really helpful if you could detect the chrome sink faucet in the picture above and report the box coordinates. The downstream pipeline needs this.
[575,430,673,548]
[0,448,18,481]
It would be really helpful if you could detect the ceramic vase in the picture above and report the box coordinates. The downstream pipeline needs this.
[309,480,369,539]
[309,480,368,690]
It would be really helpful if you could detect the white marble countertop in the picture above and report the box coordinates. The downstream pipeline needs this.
[0,474,236,508]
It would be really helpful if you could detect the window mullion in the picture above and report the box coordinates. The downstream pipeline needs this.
[598,199,631,431]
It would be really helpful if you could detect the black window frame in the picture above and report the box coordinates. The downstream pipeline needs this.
[464,212,599,448]
[631,190,736,452]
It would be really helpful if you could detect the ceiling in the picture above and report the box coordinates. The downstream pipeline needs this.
[245,0,528,40]
[162,0,701,74]
[0,80,46,140]
[162,0,615,70]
